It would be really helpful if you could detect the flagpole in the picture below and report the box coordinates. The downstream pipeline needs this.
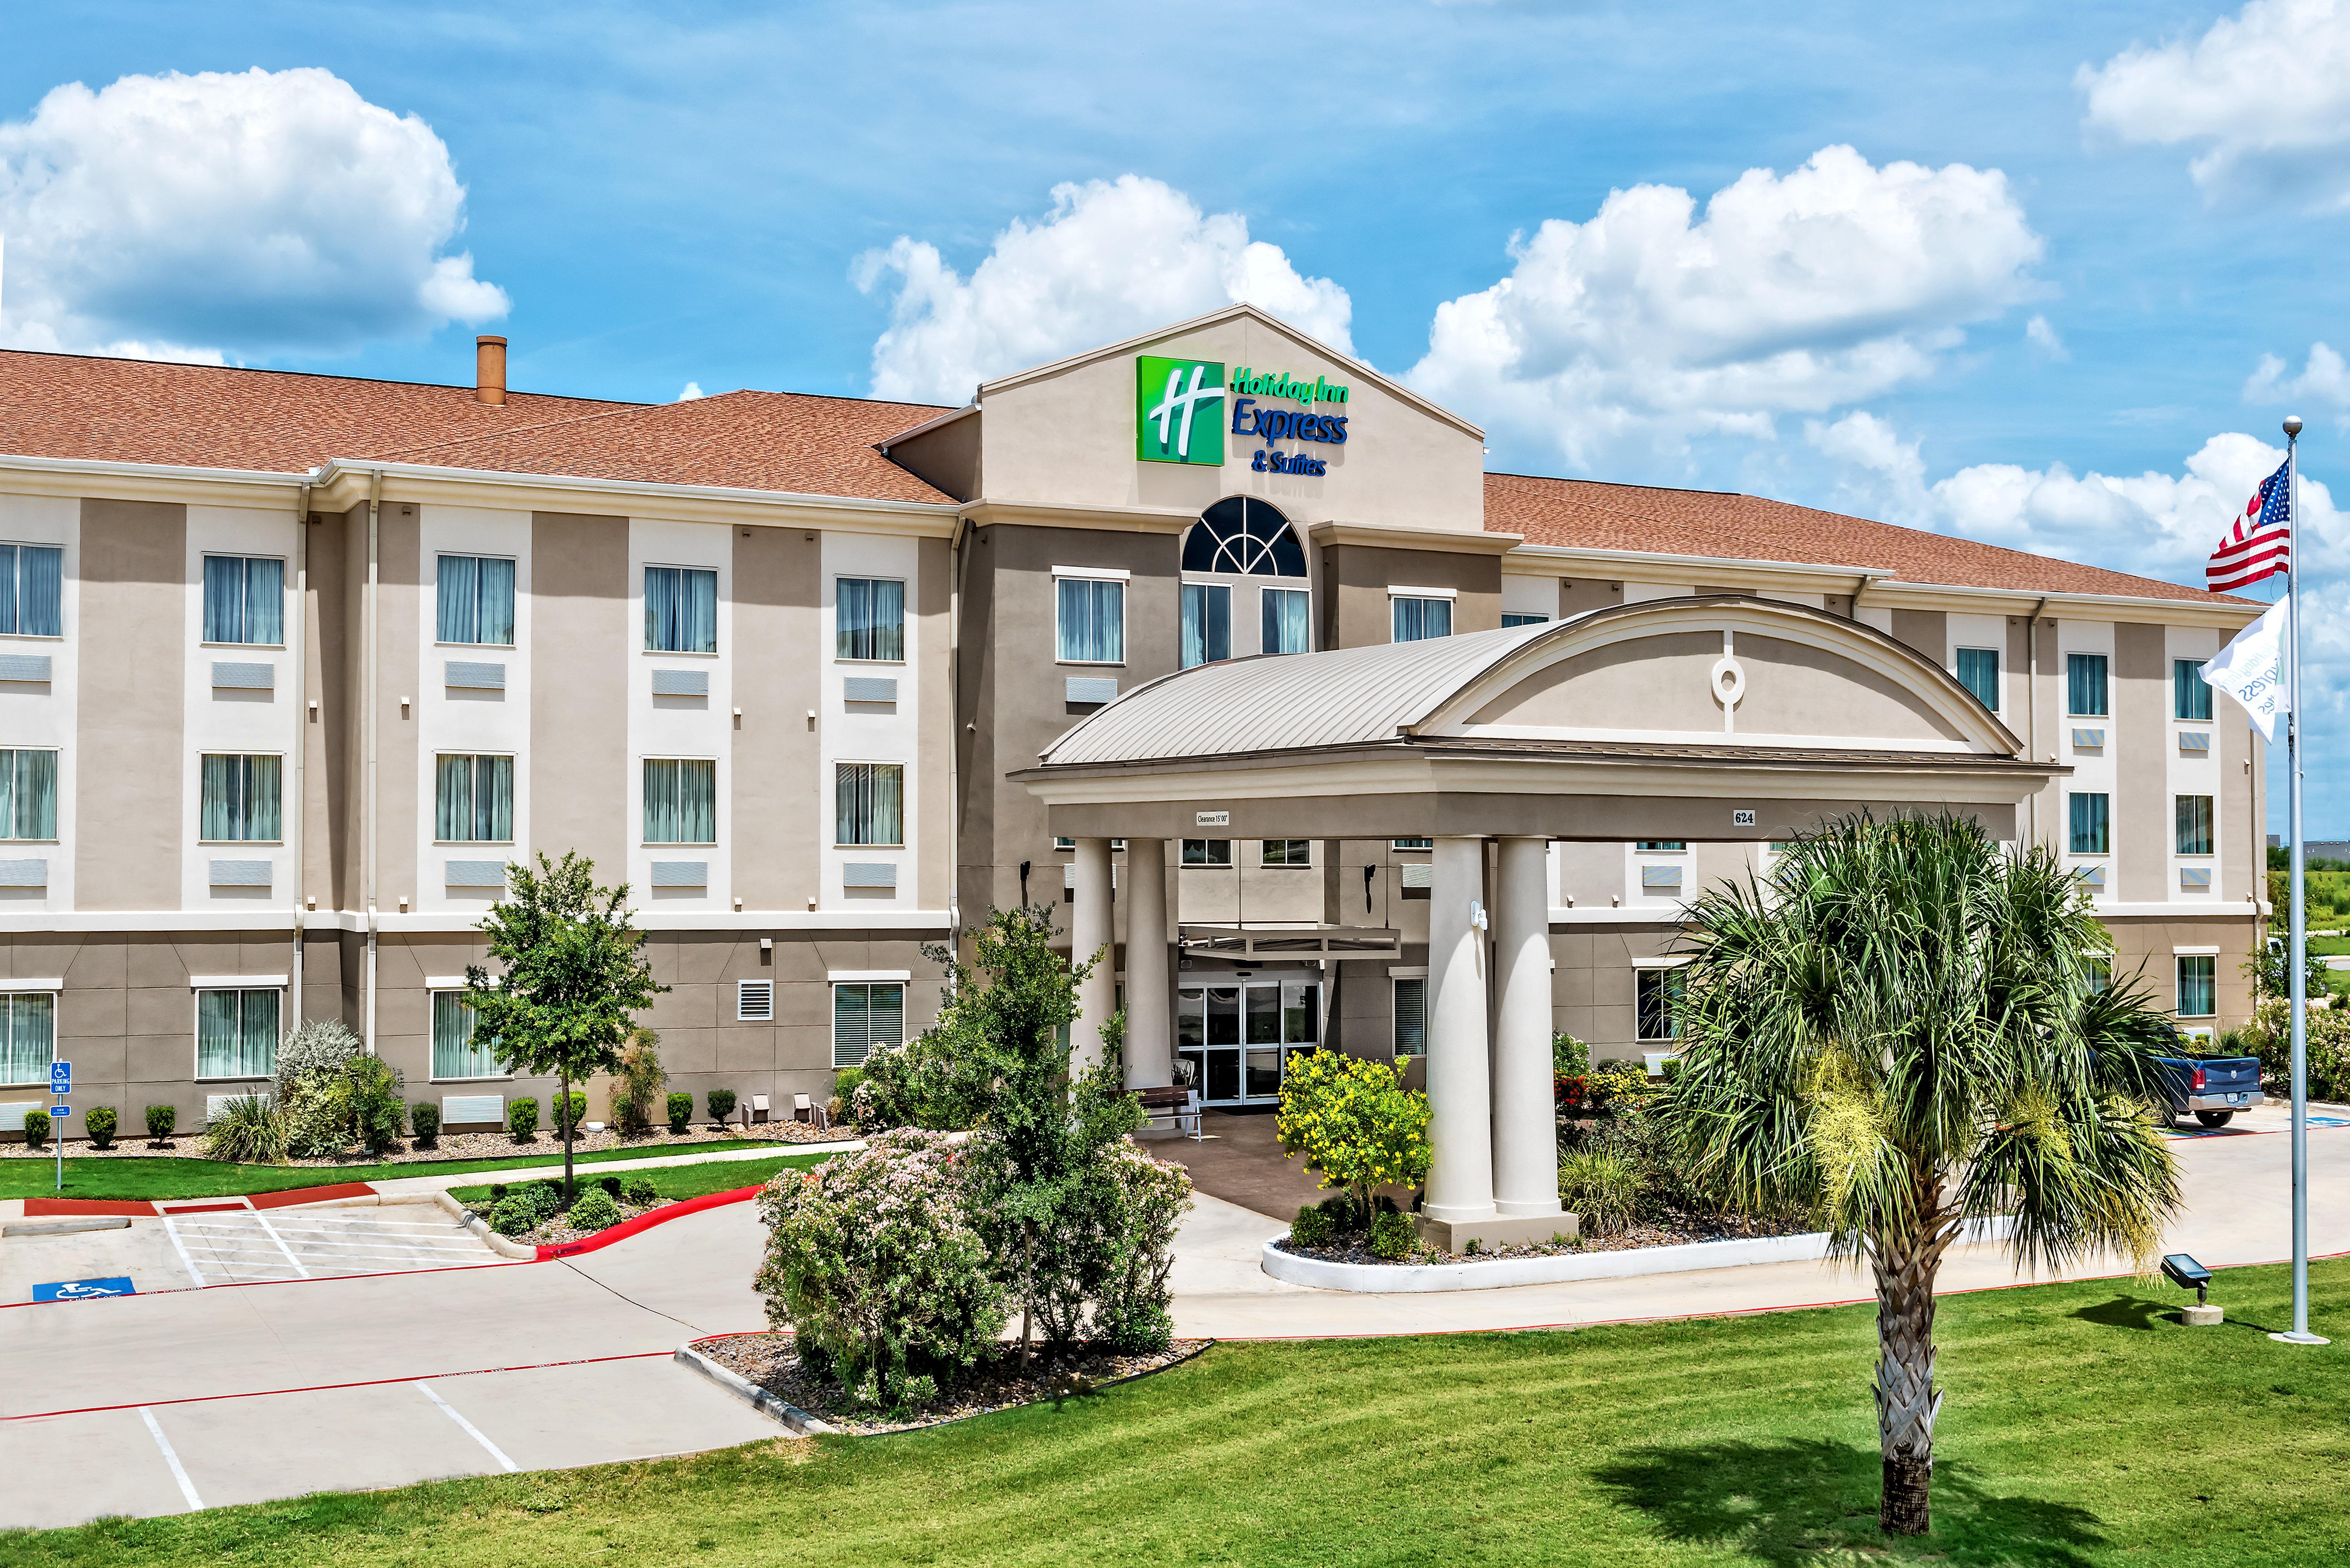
[2274,413,2326,1347]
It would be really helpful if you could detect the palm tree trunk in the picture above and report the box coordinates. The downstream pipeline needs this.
[1872,1210,1955,1536]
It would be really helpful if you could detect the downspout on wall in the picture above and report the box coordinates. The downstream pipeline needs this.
[948,513,967,948]
[2027,595,2048,850]
[365,470,382,1054]
[291,480,311,1025]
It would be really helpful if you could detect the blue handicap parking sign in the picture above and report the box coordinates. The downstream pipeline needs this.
[49,1060,69,1095]
[33,1277,135,1302]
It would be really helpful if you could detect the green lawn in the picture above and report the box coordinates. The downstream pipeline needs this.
[11,1259,2349,1565]
[0,1139,796,1202]
[449,1150,826,1204]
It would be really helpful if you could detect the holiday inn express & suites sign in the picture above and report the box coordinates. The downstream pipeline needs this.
[1137,356,1351,475]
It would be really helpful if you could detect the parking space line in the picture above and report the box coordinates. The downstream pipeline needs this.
[249,1213,312,1279]
[417,1382,520,1472]
[160,1218,209,1289]
[139,1407,204,1512]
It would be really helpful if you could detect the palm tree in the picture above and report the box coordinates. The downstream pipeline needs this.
[1662,812,2181,1537]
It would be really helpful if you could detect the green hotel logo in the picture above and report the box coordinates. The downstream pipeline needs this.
[1136,356,1225,465]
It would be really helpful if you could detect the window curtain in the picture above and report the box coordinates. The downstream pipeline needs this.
[1261,588,1309,656]
[2067,653,2108,717]
[0,993,52,1083]
[437,755,513,843]
[1957,648,1999,712]
[433,993,500,1078]
[16,546,59,637]
[2178,957,2217,1018]
[835,763,903,846]
[837,579,905,661]
[0,750,57,840]
[2176,794,2214,856]
[1056,579,1124,662]
[1392,978,1426,1056]
[1392,597,1451,642]
[832,982,904,1068]
[438,556,517,646]
[643,759,717,843]
[2174,659,2213,721]
[2070,793,2110,855]
[202,557,283,645]
[202,755,282,842]
[1181,584,1229,668]
[646,566,718,653]
[197,989,278,1078]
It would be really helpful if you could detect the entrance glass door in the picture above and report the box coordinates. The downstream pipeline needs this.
[1178,978,1321,1106]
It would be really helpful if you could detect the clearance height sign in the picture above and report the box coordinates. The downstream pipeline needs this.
[1136,357,1350,475]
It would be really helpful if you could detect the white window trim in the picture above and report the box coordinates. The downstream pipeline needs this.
[834,574,909,665]
[433,750,518,846]
[197,749,288,846]
[0,978,63,992]
[426,985,511,1083]
[424,974,471,989]
[190,984,284,1083]
[1052,565,1132,581]
[642,562,721,656]
[642,754,722,848]
[1386,585,1459,600]
[1055,573,1128,666]
[829,969,913,983]
[1387,965,1429,979]
[832,759,907,850]
[188,974,289,989]
[2172,945,2221,956]
[1634,956,1694,971]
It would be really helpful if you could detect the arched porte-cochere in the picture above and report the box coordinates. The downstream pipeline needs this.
[1012,595,2061,1250]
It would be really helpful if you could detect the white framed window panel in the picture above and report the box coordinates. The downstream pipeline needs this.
[417,506,533,915]
[1624,840,1695,906]
[820,531,919,914]
[1947,613,2008,718]
[182,505,300,913]
[628,517,731,914]
[2058,619,2116,896]
[2166,622,2223,905]
[0,493,77,914]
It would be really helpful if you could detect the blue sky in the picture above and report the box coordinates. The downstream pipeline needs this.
[7,0,2350,830]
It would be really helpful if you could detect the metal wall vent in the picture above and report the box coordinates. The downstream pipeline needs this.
[445,661,507,690]
[843,862,898,889]
[445,860,509,889]
[737,980,774,1022]
[651,860,708,888]
[211,661,274,690]
[652,668,709,697]
[1399,863,1434,889]
[209,859,272,888]
[2070,727,2106,749]
[1065,676,1118,705]
[442,1094,505,1125]
[0,655,53,684]
[2177,731,2211,753]
[843,676,899,703]
[2179,866,2213,891]
[0,859,48,888]
[1639,865,1683,891]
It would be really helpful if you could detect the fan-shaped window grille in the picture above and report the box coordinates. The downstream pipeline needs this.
[1181,498,1307,577]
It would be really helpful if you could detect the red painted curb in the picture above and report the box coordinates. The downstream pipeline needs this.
[536,1184,764,1259]
[22,1198,156,1217]
[157,1201,249,1215]
[250,1181,376,1209]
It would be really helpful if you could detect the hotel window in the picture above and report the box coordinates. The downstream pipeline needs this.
[1180,584,1229,668]
[2176,955,2217,1019]
[436,555,516,646]
[1392,595,1452,643]
[835,762,903,847]
[200,754,282,842]
[837,578,905,661]
[1636,968,1683,1042]
[0,993,53,1084]
[1056,577,1125,664]
[2174,658,2214,721]
[1181,839,1233,866]
[196,987,279,1079]
[431,992,501,1079]
[1392,976,1427,1057]
[1262,588,1310,655]
[2176,795,2215,857]
[1392,838,1433,851]
[1502,613,1548,628]
[833,981,904,1068]
[2085,955,2111,993]
[0,749,58,840]
[644,565,718,653]
[1183,497,1307,573]
[643,758,718,844]
[1636,841,1686,853]
[1956,647,1999,712]
[0,545,63,637]
[202,554,284,646]
[1262,839,1312,867]
[435,754,514,843]
[2066,653,2108,717]
[2069,792,2110,856]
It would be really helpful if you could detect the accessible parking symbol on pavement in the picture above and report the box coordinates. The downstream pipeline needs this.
[33,1277,136,1302]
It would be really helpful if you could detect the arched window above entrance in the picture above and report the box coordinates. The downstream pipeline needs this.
[1182,498,1307,577]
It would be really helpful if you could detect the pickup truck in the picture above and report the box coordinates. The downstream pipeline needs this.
[2150,1053,2265,1128]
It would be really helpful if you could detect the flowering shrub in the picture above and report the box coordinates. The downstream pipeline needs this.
[754,1127,1007,1411]
[1585,1062,1655,1113]
[1091,1143,1193,1354]
[1554,1073,1590,1110]
[1276,1050,1432,1227]
[2242,997,2350,1101]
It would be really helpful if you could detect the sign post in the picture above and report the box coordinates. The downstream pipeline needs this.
[49,1059,69,1193]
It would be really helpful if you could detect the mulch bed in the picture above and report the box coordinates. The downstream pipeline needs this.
[699,1332,1210,1436]
[1279,1211,1815,1266]
[1,1120,848,1164]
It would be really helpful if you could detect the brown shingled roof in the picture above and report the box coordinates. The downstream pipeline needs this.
[1485,472,2245,605]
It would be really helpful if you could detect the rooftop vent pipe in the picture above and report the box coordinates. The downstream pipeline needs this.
[474,336,507,405]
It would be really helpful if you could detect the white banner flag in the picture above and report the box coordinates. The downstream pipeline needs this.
[2202,596,2291,742]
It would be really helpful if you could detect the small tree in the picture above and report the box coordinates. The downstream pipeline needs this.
[1276,1051,1432,1229]
[609,1028,665,1134]
[466,851,664,1200]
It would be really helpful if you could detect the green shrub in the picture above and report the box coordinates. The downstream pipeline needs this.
[1092,1144,1192,1355]
[342,1055,407,1155]
[567,1188,622,1231]
[609,1029,665,1134]
[707,1088,737,1124]
[489,1198,536,1237]
[409,1101,441,1147]
[666,1091,693,1133]
[1275,1051,1432,1225]
[144,1103,177,1140]
[1289,1203,1336,1249]
[1558,1148,1645,1235]
[203,1093,286,1164]
[552,1091,588,1136]
[489,1182,509,1200]
[1552,1032,1591,1076]
[520,1180,564,1223]
[276,1019,362,1158]
[599,1174,622,1197]
[85,1105,117,1150]
[623,1176,657,1206]
[1369,1209,1416,1260]
[507,1098,540,1138]
[23,1107,49,1149]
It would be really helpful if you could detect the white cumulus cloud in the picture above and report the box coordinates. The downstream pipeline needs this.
[2246,342,2350,409]
[2025,314,2068,360]
[2079,0,2350,207]
[676,381,706,402]
[852,175,1353,404]
[0,66,507,360]
[1407,146,2044,468]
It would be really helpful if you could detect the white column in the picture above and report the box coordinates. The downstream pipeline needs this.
[1071,837,1116,1075]
[1492,836,1563,1218]
[1423,834,1496,1223]
[1124,838,1171,1088]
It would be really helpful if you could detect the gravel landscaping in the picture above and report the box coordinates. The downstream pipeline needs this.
[0,1118,846,1164]
[699,1332,1211,1436]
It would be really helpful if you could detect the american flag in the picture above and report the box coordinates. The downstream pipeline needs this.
[2208,458,2293,591]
